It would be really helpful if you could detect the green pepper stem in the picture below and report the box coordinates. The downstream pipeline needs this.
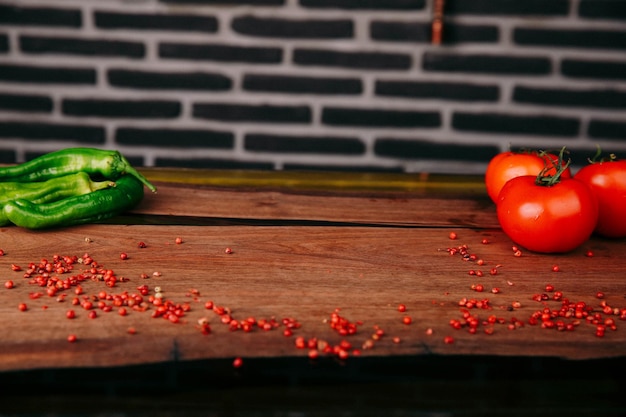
[118,154,157,193]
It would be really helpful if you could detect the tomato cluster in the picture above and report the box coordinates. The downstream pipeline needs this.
[485,149,626,253]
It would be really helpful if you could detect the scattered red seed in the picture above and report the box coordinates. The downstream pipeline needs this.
[127,327,137,335]
[67,334,77,343]
[596,291,605,299]
[471,284,484,292]
[294,336,306,349]
[4,280,14,289]
[175,237,183,244]
[402,316,412,325]
[443,336,454,344]
[232,357,243,368]
[552,265,560,272]
[66,310,76,319]
[137,242,147,248]
[449,232,457,240]
[397,304,406,312]
[18,303,27,312]
[120,253,128,260]
[225,247,233,254]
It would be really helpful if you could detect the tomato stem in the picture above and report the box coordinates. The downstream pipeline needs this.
[588,145,618,164]
[535,146,571,187]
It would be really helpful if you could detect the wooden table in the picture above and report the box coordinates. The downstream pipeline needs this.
[1,169,625,415]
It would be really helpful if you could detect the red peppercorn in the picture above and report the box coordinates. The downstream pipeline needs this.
[18,303,27,311]
[225,247,233,254]
[402,316,412,325]
[137,242,147,248]
[397,304,406,312]
[175,237,183,245]
[294,336,306,349]
[67,334,77,343]
[443,336,454,344]
[232,357,243,368]
[120,253,128,260]
[4,280,14,289]
[66,310,76,319]
[596,291,605,299]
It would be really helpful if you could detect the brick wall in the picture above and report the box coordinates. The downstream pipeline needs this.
[1,0,625,174]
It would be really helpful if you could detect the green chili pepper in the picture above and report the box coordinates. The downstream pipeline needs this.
[3,174,144,229]
[0,172,113,226]
[0,147,156,193]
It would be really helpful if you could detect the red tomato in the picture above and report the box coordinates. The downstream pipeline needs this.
[496,176,598,253]
[575,160,626,238]
[485,151,572,203]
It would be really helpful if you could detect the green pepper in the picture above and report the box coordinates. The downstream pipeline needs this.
[3,174,144,229]
[0,147,156,193]
[0,172,113,226]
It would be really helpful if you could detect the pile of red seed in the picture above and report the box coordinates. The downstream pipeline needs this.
[443,232,625,339]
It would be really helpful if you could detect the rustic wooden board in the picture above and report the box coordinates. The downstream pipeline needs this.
[133,183,499,228]
[1,222,625,372]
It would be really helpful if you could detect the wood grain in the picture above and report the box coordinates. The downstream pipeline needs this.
[132,183,499,228]
[1,221,625,372]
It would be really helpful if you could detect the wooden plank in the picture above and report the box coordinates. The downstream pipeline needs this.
[132,183,499,228]
[1,223,625,372]
[141,168,487,195]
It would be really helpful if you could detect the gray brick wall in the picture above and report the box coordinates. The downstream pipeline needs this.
[1,0,625,174]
